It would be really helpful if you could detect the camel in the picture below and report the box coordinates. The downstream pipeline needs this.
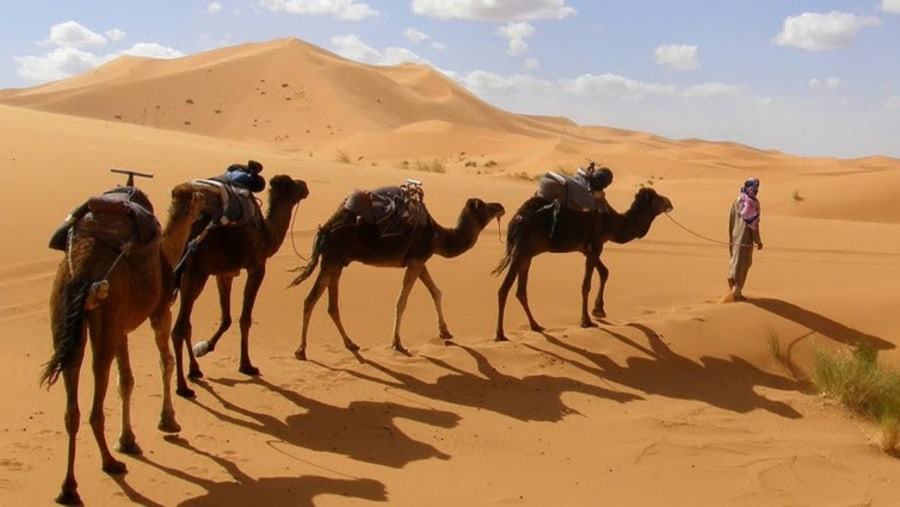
[289,187,505,359]
[494,187,673,341]
[171,174,309,398]
[41,182,205,505]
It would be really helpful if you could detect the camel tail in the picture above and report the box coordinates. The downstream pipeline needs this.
[40,279,91,388]
[288,229,325,287]
[491,215,520,276]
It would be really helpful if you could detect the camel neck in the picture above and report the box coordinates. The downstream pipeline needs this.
[608,200,655,244]
[261,193,295,257]
[160,203,197,267]
[434,210,482,258]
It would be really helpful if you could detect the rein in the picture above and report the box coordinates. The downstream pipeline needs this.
[495,217,505,244]
[664,212,754,248]
[288,199,309,262]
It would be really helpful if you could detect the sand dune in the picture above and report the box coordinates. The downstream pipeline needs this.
[2,38,900,506]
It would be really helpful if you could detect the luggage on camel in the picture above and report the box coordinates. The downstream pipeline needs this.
[192,159,266,228]
[535,162,613,213]
[342,179,428,237]
[48,171,159,251]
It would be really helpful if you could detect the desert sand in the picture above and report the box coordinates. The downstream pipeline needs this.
[2,38,900,506]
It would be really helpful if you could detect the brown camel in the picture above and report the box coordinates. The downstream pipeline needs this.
[494,187,673,341]
[172,174,309,398]
[41,183,204,505]
[289,189,505,359]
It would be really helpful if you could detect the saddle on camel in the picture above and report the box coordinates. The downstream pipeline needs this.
[174,159,267,280]
[528,161,614,237]
[341,179,428,236]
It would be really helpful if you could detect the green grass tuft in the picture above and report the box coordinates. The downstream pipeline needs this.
[813,344,900,453]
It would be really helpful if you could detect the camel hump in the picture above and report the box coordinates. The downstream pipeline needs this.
[78,187,160,245]
[536,172,600,212]
[191,178,261,227]
[343,185,428,237]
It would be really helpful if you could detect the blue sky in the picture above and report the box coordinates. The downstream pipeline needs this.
[1,1,898,158]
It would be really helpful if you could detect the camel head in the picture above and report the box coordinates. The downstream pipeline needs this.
[464,198,506,229]
[169,183,207,222]
[268,174,310,205]
[634,187,674,216]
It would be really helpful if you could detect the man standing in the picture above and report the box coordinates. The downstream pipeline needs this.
[725,177,763,301]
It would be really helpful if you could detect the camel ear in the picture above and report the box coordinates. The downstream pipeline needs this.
[471,199,482,211]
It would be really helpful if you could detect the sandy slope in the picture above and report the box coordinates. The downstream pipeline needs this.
[2,38,900,506]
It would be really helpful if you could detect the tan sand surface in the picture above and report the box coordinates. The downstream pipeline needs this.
[2,39,900,506]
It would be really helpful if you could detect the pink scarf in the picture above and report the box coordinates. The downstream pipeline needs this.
[739,192,760,229]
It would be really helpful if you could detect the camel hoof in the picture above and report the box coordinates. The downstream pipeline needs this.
[55,488,82,506]
[393,344,409,355]
[345,342,360,352]
[581,320,598,328]
[193,341,212,357]
[439,329,453,340]
[239,365,260,376]
[530,324,544,332]
[159,418,181,434]
[187,368,204,380]
[117,440,142,456]
[495,335,509,342]
[176,386,196,399]
[591,308,606,319]
[103,459,127,475]
[294,349,307,361]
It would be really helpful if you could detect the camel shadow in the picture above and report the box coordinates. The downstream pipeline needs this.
[131,435,386,507]
[749,297,895,351]
[333,344,642,422]
[524,323,804,419]
[189,375,457,468]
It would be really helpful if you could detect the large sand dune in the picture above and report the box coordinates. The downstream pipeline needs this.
[2,38,900,506]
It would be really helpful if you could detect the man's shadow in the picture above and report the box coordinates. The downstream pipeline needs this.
[331,343,642,422]
[126,435,386,507]
[189,375,458,468]
[525,323,804,419]
[750,297,895,350]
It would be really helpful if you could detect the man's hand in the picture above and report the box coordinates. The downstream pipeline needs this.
[756,242,763,250]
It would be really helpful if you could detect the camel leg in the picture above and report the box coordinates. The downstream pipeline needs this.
[418,266,452,340]
[171,272,209,398]
[115,344,141,455]
[392,263,424,353]
[150,305,180,433]
[592,257,609,319]
[56,335,87,505]
[237,266,265,375]
[580,255,598,328]
[326,268,359,353]
[296,268,330,361]
[192,275,234,361]
[496,256,522,342]
[87,323,127,475]
[514,258,543,332]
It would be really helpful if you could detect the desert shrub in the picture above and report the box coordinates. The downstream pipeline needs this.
[485,160,498,167]
[335,149,352,164]
[813,344,900,453]
[465,161,478,167]
[411,159,446,173]
[792,189,805,202]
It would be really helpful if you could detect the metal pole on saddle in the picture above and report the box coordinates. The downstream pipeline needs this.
[111,168,154,187]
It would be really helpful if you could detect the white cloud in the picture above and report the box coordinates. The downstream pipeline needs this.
[121,43,184,59]
[404,28,429,44]
[882,0,900,13]
[497,21,535,56]
[653,44,699,71]
[207,2,223,14]
[774,11,881,51]
[257,0,378,20]
[457,70,552,96]
[682,82,742,99]
[403,27,445,50]
[105,29,126,42]
[885,95,900,110]
[563,73,676,101]
[48,21,107,49]
[330,34,427,66]
[809,77,845,90]
[525,58,539,70]
[14,47,102,81]
[412,0,575,21]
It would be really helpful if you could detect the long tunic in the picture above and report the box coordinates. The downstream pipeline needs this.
[728,194,762,293]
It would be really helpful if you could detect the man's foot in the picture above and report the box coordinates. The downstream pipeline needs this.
[727,278,735,290]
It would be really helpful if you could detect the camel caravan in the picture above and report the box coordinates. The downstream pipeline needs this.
[41,160,671,505]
